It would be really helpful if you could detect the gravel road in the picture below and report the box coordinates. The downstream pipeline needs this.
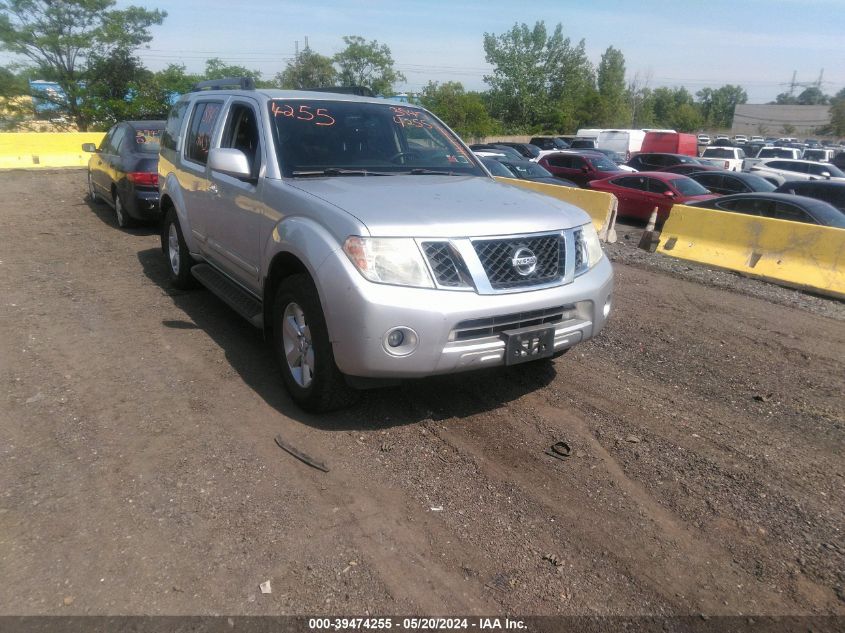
[1,170,843,616]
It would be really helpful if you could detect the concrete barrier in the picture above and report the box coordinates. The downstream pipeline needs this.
[494,177,618,242]
[657,204,845,299]
[0,132,105,169]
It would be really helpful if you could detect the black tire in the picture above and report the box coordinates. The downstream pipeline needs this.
[87,171,100,203]
[161,208,197,289]
[273,274,358,412]
[113,189,133,228]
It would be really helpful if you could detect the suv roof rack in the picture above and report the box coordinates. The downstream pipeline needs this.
[306,86,375,97]
[191,77,256,92]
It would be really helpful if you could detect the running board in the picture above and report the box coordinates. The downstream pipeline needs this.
[191,264,263,328]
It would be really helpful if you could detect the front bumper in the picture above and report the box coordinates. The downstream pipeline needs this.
[319,253,613,378]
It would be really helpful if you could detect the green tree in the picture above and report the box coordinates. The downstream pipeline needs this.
[483,21,593,132]
[696,84,747,128]
[81,48,170,128]
[334,36,405,95]
[0,0,166,130]
[595,46,629,127]
[419,81,499,139]
[203,57,272,87]
[276,48,336,89]
[796,86,828,105]
[154,63,201,97]
[774,92,798,105]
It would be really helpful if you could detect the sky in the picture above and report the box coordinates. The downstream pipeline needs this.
[6,0,845,103]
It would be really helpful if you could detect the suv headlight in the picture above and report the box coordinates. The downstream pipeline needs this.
[576,223,604,274]
[343,237,434,288]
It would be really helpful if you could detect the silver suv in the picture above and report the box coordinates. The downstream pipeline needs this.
[158,79,613,411]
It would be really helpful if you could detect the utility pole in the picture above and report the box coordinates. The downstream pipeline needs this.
[304,35,309,52]
[788,70,797,96]
[816,68,824,89]
[295,40,299,57]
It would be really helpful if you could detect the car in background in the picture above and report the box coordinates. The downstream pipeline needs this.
[486,157,579,187]
[626,152,702,171]
[578,147,636,170]
[539,150,624,187]
[750,135,765,143]
[700,146,745,171]
[469,144,524,160]
[687,193,845,228]
[490,142,541,160]
[569,138,597,149]
[657,163,722,175]
[802,148,835,163]
[697,134,711,145]
[733,134,748,144]
[588,172,717,221]
[83,120,165,228]
[747,159,845,185]
[834,152,845,171]
[529,136,570,151]
[686,170,777,195]
[741,146,801,171]
[774,180,845,212]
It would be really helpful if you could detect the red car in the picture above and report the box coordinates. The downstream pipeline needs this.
[588,172,718,221]
[538,150,624,187]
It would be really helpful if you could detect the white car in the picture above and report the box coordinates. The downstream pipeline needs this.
[697,134,711,145]
[701,146,746,171]
[742,146,803,172]
[747,158,845,185]
[733,135,748,144]
[750,136,765,143]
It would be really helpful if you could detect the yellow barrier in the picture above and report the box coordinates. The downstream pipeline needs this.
[0,132,106,169]
[494,177,618,242]
[657,204,845,299]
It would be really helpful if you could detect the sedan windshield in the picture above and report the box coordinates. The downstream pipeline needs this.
[673,178,711,196]
[268,100,484,177]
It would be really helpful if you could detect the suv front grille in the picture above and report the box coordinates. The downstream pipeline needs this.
[450,306,572,341]
[472,234,564,289]
[422,242,470,288]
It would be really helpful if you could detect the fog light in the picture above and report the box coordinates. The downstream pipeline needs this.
[387,330,404,347]
[383,327,418,357]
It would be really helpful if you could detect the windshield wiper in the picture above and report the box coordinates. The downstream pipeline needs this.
[292,168,395,177]
[405,168,458,176]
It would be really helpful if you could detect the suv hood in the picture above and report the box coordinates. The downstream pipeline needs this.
[288,175,591,237]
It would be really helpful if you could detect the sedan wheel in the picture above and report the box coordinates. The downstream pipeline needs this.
[113,192,131,228]
[87,172,99,202]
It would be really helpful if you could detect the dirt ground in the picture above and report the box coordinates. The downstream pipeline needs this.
[1,169,843,617]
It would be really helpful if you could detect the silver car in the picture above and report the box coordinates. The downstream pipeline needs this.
[158,79,613,411]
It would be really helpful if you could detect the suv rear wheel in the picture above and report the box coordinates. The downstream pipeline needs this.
[273,274,357,412]
[161,208,196,289]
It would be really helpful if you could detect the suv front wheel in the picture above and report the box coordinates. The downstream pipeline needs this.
[273,274,357,412]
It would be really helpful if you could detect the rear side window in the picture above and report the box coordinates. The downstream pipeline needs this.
[162,101,189,151]
[186,101,224,165]
[767,202,816,224]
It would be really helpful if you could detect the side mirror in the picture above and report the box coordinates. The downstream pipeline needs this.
[581,166,590,173]
[208,148,252,181]
[663,190,676,198]
[81,143,97,153]
[820,171,831,179]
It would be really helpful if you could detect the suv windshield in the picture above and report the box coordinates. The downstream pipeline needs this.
[268,100,484,177]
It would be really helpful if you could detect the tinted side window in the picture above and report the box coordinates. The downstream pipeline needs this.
[162,101,189,151]
[614,176,647,191]
[547,155,571,168]
[722,177,745,193]
[186,101,224,165]
[767,202,816,224]
[107,125,127,154]
[99,127,116,152]
[647,178,669,194]
[808,163,832,176]
[695,174,721,189]
[716,199,761,216]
